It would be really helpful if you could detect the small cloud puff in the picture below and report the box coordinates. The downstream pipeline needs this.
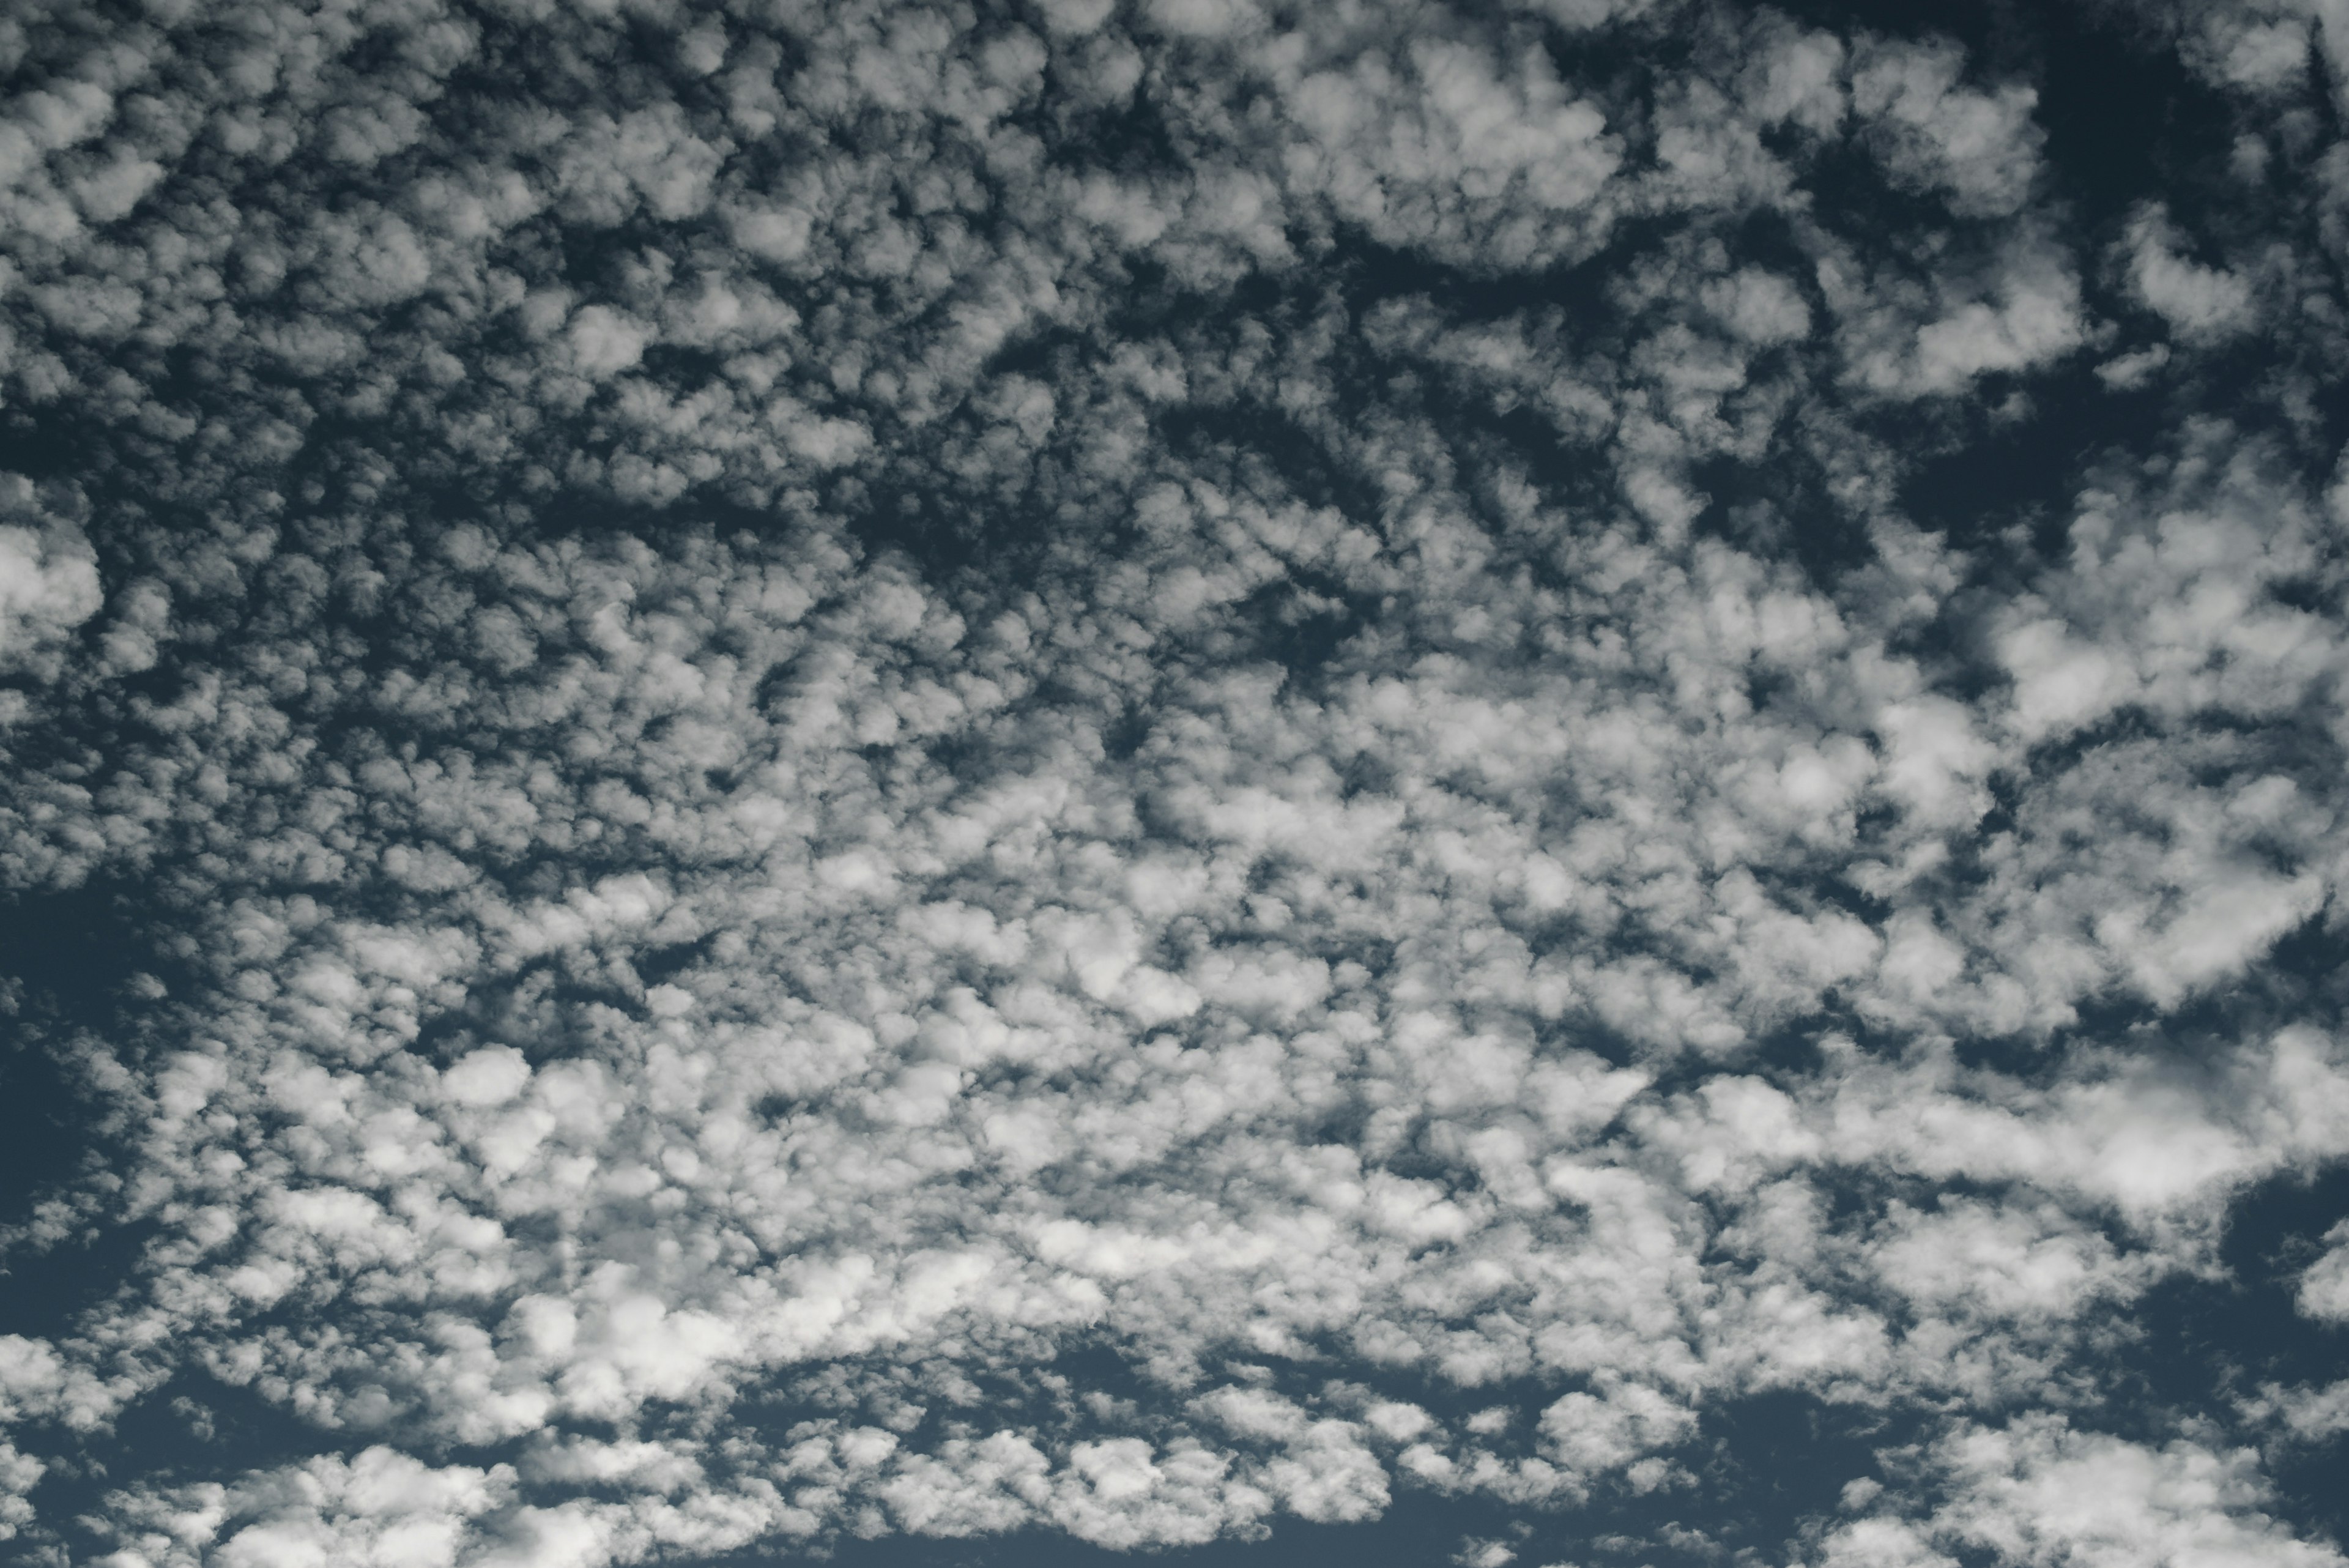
[0,477,100,682]
[2298,1221,2349,1323]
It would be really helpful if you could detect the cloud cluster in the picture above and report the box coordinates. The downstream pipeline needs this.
[1816,1416,2348,1568]
[1,0,2347,1565]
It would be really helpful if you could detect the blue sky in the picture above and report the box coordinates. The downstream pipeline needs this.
[2,0,2348,1564]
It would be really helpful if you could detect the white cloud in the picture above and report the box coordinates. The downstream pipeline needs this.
[1830,232,2087,397]
[1275,36,1623,269]
[2298,1221,2349,1322]
[1851,37,2044,216]
[94,1448,514,1568]
[2120,203,2259,344]
[1923,1417,2349,1567]
[0,479,100,678]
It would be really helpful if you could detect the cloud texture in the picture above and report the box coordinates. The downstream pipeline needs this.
[2,0,2348,1564]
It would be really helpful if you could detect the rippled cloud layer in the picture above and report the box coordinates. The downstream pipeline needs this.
[3,0,2349,1564]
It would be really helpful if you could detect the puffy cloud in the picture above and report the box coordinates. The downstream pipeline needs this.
[1271,34,1624,269]
[2298,1221,2349,1322]
[1851,37,2044,217]
[1921,1418,2349,1568]
[0,477,100,681]
[0,1441,43,1544]
[1826,230,2087,398]
[2120,203,2260,346]
[93,1447,514,1568]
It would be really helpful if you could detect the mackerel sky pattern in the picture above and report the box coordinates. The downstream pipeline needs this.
[3,1,2349,1566]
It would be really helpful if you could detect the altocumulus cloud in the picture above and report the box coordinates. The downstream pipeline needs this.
[2,0,2349,1564]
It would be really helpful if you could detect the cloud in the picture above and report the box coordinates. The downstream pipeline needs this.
[1851,36,2044,217]
[2298,1221,2349,1322]
[1827,229,2087,398]
[0,475,101,682]
[2120,203,2260,345]
[0,1441,43,1545]
[1920,1417,2349,1567]
[0,0,2345,1562]
[1271,33,1624,270]
[94,1447,515,1568]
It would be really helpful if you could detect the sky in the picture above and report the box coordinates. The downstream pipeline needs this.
[2,0,2348,1564]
